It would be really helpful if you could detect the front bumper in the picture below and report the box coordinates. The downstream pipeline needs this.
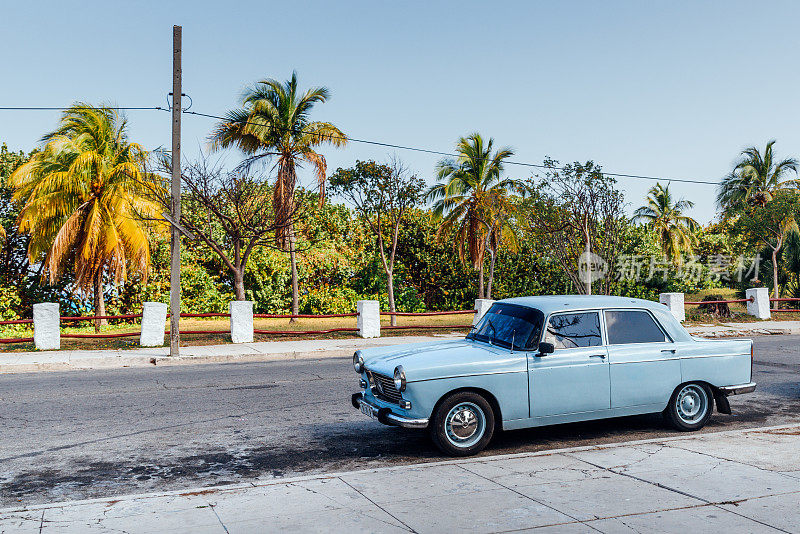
[351,392,429,429]
[718,382,757,396]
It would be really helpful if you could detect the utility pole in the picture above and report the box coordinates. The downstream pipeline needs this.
[170,25,182,357]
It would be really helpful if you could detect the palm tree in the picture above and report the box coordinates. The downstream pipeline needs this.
[10,104,160,331]
[633,182,699,265]
[210,72,346,318]
[481,188,519,299]
[426,133,515,298]
[717,140,799,214]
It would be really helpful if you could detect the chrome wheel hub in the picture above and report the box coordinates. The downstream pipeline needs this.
[676,385,707,423]
[445,402,485,448]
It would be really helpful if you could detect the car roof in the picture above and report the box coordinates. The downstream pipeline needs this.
[498,295,665,315]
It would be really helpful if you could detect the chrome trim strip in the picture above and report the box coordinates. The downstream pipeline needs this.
[355,395,429,429]
[718,382,757,395]
[608,352,751,365]
[412,369,528,384]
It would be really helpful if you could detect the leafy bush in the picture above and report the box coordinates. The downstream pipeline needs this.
[0,285,21,321]
[301,286,359,314]
[180,265,235,313]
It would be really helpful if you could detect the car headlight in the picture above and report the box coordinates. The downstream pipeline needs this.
[393,366,406,392]
[353,351,364,373]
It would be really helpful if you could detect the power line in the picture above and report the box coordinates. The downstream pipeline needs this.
[0,106,169,111]
[183,109,722,186]
[0,104,722,186]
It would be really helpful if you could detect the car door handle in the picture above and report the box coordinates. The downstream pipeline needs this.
[661,349,676,354]
[589,354,606,359]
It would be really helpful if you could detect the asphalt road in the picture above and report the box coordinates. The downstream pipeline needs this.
[1,335,799,508]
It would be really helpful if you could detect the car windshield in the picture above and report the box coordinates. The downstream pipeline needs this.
[467,303,544,350]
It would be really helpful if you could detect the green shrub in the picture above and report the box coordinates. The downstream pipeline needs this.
[301,286,359,314]
[0,285,21,321]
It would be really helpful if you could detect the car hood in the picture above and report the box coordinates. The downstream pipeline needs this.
[361,339,525,382]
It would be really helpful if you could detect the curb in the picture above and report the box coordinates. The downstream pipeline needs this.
[0,349,354,374]
[687,328,800,338]
[0,334,465,374]
[4,421,800,515]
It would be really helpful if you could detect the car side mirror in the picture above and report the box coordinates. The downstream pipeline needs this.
[537,342,555,356]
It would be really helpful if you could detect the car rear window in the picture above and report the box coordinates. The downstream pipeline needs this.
[544,312,602,349]
[605,310,667,344]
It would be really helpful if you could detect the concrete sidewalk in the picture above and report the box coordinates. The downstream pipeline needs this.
[0,334,463,373]
[1,320,798,374]
[2,424,799,533]
[686,320,800,338]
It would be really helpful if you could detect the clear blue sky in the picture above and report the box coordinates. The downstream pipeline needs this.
[1,1,798,223]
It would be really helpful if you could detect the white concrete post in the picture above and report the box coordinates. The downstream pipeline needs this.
[357,300,380,338]
[33,302,60,350]
[746,287,771,320]
[140,302,168,347]
[230,301,254,343]
[659,292,685,322]
[473,299,496,326]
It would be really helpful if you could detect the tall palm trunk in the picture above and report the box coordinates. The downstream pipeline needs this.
[486,248,496,300]
[289,229,299,323]
[387,270,397,327]
[93,275,107,333]
[772,248,780,310]
[477,261,485,299]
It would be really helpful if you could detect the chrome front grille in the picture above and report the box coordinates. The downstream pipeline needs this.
[367,370,401,404]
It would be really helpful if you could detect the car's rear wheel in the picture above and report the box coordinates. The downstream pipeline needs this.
[430,391,494,456]
[664,382,713,431]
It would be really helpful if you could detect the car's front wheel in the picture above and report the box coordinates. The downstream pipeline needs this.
[664,382,713,431]
[430,391,495,456]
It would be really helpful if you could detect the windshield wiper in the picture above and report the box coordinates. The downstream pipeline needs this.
[487,319,497,346]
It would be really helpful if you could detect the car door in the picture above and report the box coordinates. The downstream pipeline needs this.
[528,311,611,418]
[604,309,681,409]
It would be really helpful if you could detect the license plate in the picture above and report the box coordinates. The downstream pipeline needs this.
[360,403,375,419]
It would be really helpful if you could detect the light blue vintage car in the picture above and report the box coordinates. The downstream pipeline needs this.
[351,295,756,456]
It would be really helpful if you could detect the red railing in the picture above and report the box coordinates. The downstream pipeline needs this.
[378,309,476,331]
[58,312,232,338]
[0,307,479,345]
[61,332,141,339]
[768,297,800,312]
[0,319,33,325]
[680,296,800,312]
[252,312,359,335]
[254,313,358,319]
[380,310,476,316]
[254,327,358,335]
[61,314,142,322]
[0,336,33,344]
[683,298,752,305]
[0,318,34,344]
[172,312,229,318]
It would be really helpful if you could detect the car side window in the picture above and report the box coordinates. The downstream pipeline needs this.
[605,310,667,344]
[544,312,602,349]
